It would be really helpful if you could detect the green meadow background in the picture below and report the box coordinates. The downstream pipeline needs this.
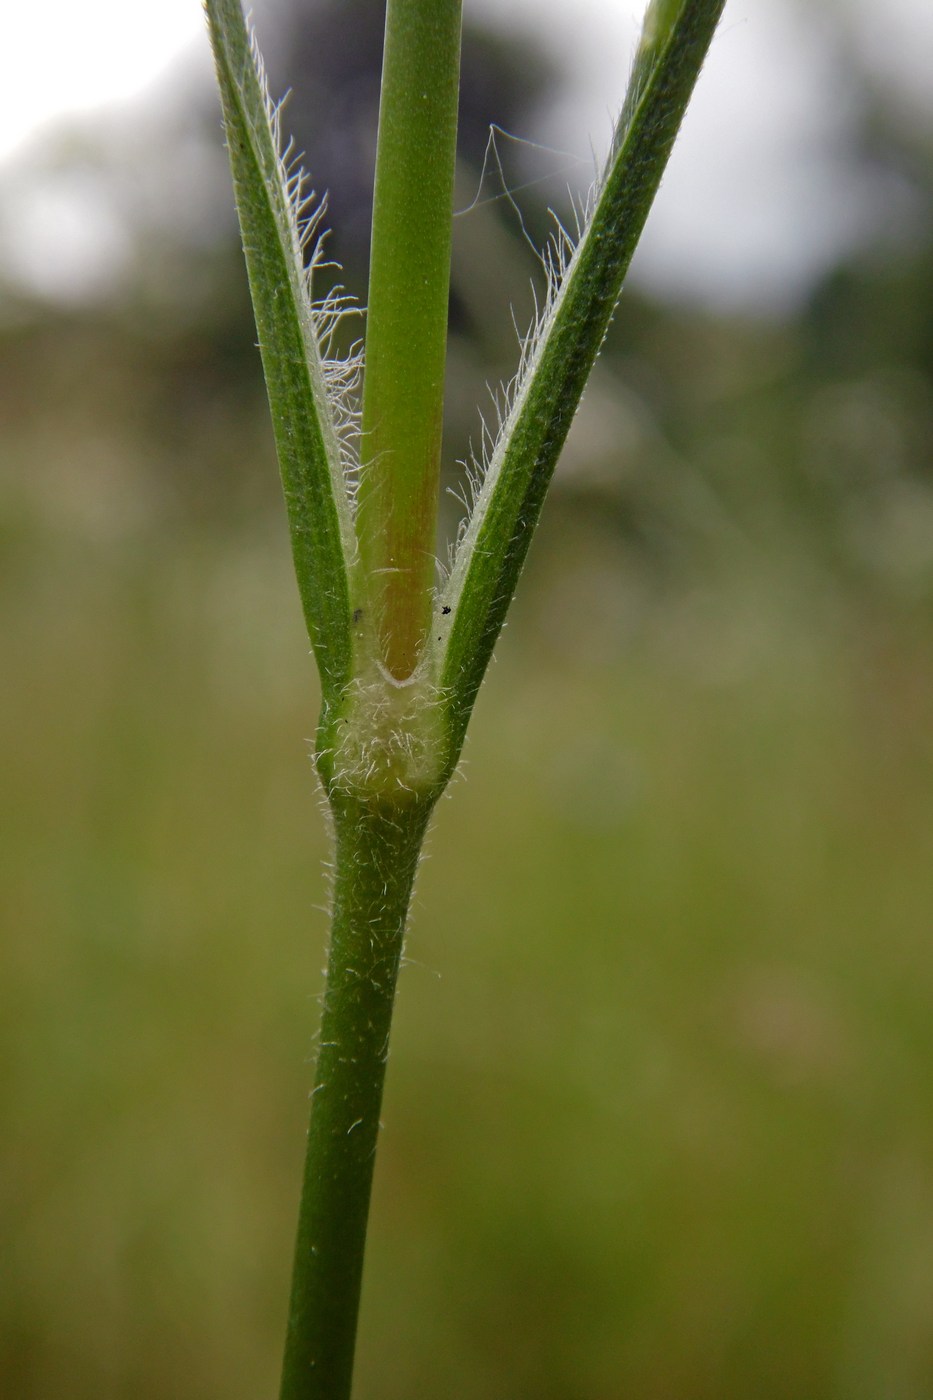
[2,2,933,1395]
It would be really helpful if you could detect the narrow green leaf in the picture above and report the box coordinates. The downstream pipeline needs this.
[436,0,725,754]
[205,0,356,707]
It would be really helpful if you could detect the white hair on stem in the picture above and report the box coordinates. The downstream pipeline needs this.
[445,168,599,581]
[249,22,364,516]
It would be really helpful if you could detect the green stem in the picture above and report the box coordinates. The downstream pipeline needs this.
[356,0,463,680]
[279,794,433,1400]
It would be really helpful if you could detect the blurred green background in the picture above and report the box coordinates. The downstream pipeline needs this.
[2,1,933,1396]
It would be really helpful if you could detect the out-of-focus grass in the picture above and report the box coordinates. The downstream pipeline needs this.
[2,522,933,1399]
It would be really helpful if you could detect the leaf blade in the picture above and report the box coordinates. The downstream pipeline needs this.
[205,0,356,706]
[437,0,726,753]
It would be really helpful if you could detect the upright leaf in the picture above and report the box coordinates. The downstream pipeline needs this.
[437,0,725,753]
[206,0,357,707]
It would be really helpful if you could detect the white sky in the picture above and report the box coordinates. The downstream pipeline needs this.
[0,0,207,164]
[1,0,931,312]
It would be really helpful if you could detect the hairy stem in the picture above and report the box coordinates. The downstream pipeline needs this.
[279,794,433,1400]
[356,0,463,680]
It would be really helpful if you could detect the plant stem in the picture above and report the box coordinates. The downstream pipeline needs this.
[279,793,433,1400]
[356,0,463,680]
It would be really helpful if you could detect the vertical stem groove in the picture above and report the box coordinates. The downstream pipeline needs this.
[279,796,433,1400]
